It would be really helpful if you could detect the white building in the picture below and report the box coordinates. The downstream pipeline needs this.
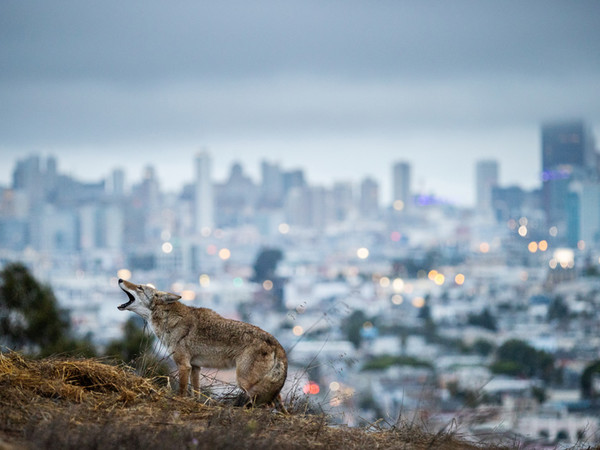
[392,161,411,211]
[194,151,214,233]
[475,160,499,215]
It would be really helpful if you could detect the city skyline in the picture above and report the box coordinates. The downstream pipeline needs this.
[2,1,600,206]
[0,148,541,209]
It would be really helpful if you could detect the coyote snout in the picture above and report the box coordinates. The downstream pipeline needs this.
[117,279,287,406]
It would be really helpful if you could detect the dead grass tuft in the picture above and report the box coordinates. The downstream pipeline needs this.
[0,351,512,449]
[0,351,158,407]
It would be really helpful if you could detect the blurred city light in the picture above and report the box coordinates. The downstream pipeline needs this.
[117,269,131,280]
[391,294,403,305]
[303,381,320,395]
[181,290,195,301]
[199,274,210,287]
[392,278,404,292]
[357,247,369,259]
[393,200,405,211]
[278,223,290,234]
[412,297,425,308]
[379,277,390,288]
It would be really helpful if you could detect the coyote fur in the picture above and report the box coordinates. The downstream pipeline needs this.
[117,279,287,406]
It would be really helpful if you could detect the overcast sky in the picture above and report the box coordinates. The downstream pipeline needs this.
[1,0,599,206]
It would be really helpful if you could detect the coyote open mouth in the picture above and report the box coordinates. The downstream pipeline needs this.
[118,282,135,310]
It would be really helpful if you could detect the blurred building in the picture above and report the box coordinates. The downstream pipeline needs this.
[215,162,257,228]
[282,169,306,196]
[107,168,126,197]
[259,160,285,208]
[194,151,214,233]
[475,160,498,215]
[332,181,354,222]
[392,161,411,212]
[359,177,380,220]
[566,180,600,248]
[541,121,597,234]
[284,185,332,230]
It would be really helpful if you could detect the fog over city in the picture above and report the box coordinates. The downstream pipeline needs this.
[1,0,600,204]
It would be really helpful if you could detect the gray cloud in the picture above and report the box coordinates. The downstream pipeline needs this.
[2,1,599,83]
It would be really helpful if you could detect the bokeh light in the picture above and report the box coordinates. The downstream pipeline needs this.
[181,290,195,301]
[303,381,320,395]
[263,280,273,291]
[393,200,405,211]
[554,248,574,269]
[199,274,210,287]
[357,247,369,259]
[162,242,173,253]
[293,325,304,336]
[219,248,231,260]
[278,223,290,234]
[412,297,425,308]
[392,278,404,292]
[455,273,465,285]
[391,294,403,305]
[117,269,132,280]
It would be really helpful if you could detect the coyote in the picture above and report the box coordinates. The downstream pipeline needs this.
[117,279,288,406]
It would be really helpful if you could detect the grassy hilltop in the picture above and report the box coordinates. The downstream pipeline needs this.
[0,352,508,450]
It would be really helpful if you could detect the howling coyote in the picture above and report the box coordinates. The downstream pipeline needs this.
[117,279,287,406]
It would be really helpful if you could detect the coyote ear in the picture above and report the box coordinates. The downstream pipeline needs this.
[162,292,181,303]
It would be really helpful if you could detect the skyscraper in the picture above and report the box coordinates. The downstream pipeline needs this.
[541,120,597,228]
[194,151,214,233]
[475,160,499,214]
[542,121,595,172]
[392,161,411,211]
[359,177,379,219]
[260,160,284,207]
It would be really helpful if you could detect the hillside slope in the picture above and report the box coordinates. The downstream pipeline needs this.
[0,352,497,449]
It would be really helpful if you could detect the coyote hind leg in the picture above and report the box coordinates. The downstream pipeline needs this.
[191,365,201,397]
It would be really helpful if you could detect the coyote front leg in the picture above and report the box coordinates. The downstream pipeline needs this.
[174,354,191,396]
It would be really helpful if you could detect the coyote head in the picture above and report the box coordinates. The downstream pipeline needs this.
[118,279,181,320]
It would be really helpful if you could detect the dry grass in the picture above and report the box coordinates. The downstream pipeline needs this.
[0,351,508,449]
